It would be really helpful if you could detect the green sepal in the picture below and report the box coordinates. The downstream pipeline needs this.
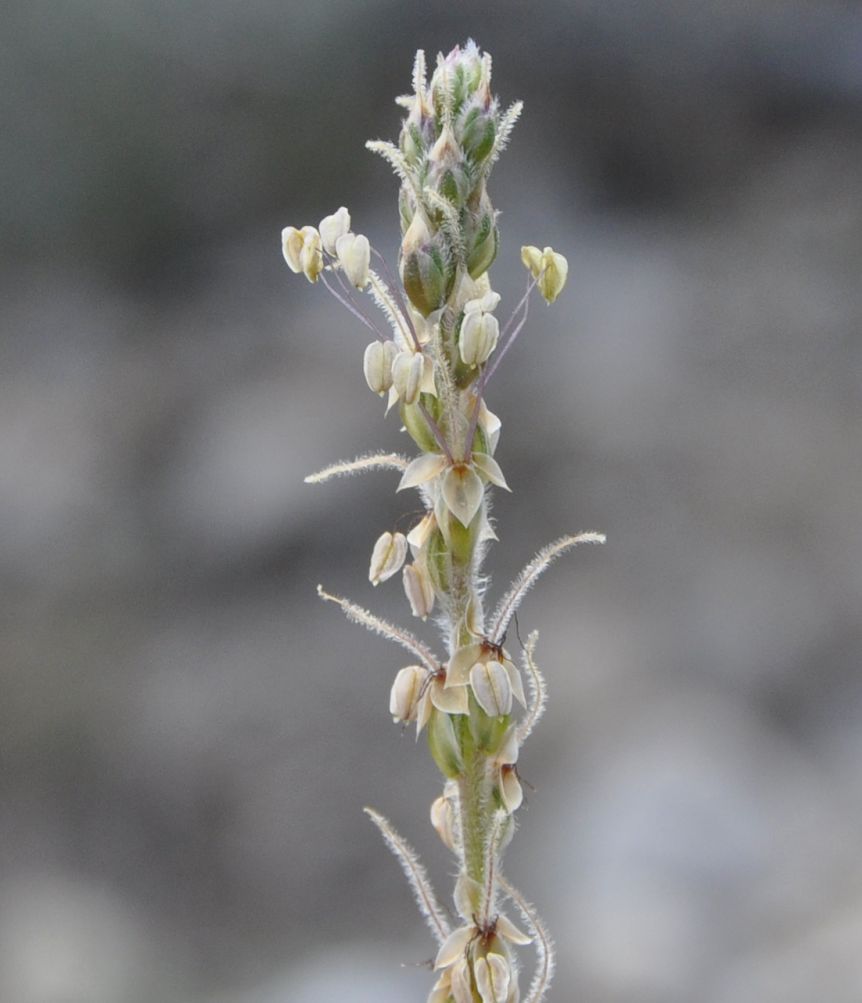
[400,399,439,454]
[402,249,446,317]
[468,690,511,754]
[428,708,463,779]
[467,215,498,279]
[426,527,451,595]
[462,109,495,164]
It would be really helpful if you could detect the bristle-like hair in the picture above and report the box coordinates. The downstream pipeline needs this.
[304,452,408,484]
[317,586,440,673]
[491,532,606,643]
[498,875,555,1003]
[364,807,452,944]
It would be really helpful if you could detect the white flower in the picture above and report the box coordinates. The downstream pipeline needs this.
[319,206,351,254]
[363,340,397,395]
[391,350,424,404]
[281,226,303,273]
[521,244,568,303]
[336,232,370,288]
[470,660,513,717]
[390,665,426,723]
[460,309,499,367]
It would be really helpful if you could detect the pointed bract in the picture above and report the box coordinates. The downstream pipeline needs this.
[442,464,484,527]
[398,452,447,491]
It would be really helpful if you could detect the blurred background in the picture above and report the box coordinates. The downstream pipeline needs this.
[2,1,861,1000]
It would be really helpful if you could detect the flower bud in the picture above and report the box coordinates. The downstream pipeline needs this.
[363,340,397,395]
[335,232,370,289]
[430,794,457,851]
[389,665,425,723]
[281,226,303,273]
[521,244,569,303]
[459,309,499,367]
[475,953,511,1003]
[392,350,424,405]
[450,958,473,1003]
[318,206,350,254]
[368,530,408,585]
[298,226,323,283]
[465,209,498,279]
[403,561,435,619]
[460,106,496,163]
[469,660,513,718]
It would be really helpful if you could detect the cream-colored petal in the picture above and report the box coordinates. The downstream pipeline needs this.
[430,795,457,851]
[496,727,520,766]
[472,452,511,491]
[415,689,433,736]
[431,679,469,715]
[434,925,475,969]
[319,206,351,254]
[398,453,447,491]
[478,400,502,455]
[420,354,437,395]
[446,643,482,687]
[495,913,532,946]
[442,464,484,527]
[470,660,513,718]
[499,765,523,814]
[450,958,474,1003]
[281,226,303,273]
[502,659,526,707]
[406,512,435,555]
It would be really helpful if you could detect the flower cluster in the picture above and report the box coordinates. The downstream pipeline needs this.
[284,41,604,1003]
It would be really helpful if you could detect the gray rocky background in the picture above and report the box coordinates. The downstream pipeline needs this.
[2,1,861,1000]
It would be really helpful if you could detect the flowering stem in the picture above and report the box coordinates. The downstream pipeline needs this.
[286,41,584,1003]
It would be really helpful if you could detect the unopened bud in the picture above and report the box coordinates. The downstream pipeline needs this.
[319,206,350,254]
[465,211,498,279]
[430,794,457,850]
[389,665,425,723]
[470,660,513,718]
[460,107,496,163]
[429,123,460,168]
[403,561,435,619]
[521,244,569,304]
[392,351,424,405]
[475,953,511,1003]
[459,309,499,367]
[298,226,323,283]
[281,226,303,273]
[369,530,408,585]
[336,232,370,289]
[363,340,397,395]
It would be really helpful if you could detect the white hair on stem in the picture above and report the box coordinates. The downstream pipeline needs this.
[364,807,452,945]
[498,874,555,1003]
[317,586,440,673]
[304,452,408,484]
[490,532,606,644]
[516,631,546,745]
